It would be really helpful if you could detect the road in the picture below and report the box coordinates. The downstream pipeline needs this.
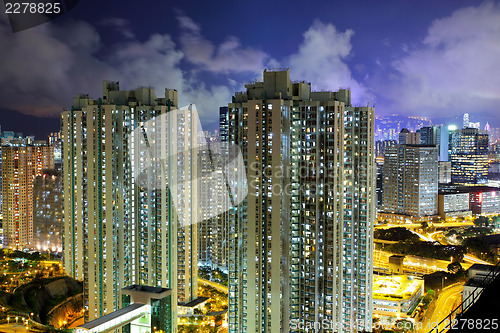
[416,230,492,266]
[419,284,463,332]
[0,323,38,332]
[373,250,472,274]
[463,254,491,265]
[375,222,474,230]
[198,278,228,293]
[426,230,492,266]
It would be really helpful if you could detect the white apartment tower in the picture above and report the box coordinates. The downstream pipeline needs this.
[198,138,230,271]
[227,69,375,333]
[62,81,197,325]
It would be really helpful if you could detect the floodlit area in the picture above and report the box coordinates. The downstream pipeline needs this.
[373,275,423,318]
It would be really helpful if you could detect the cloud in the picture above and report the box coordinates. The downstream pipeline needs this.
[286,20,374,106]
[0,15,232,122]
[99,17,135,39]
[176,14,269,74]
[382,1,500,120]
[0,13,376,124]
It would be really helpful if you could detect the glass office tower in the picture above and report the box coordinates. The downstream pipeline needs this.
[448,128,489,185]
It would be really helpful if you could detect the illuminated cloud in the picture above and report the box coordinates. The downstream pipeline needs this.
[176,14,269,74]
[0,15,231,121]
[286,20,374,106]
[380,2,500,121]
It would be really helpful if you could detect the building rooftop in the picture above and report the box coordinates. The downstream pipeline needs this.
[122,285,169,294]
[373,275,422,301]
[439,185,500,195]
[180,296,210,308]
[468,263,500,274]
[403,144,438,148]
[457,269,500,329]
[78,303,147,330]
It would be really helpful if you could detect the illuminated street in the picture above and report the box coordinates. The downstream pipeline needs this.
[374,250,472,274]
[198,278,228,293]
[0,323,35,332]
[419,284,463,333]
[463,254,491,265]
[415,230,492,265]
[375,222,474,230]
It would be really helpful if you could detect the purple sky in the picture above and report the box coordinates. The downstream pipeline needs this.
[0,0,499,128]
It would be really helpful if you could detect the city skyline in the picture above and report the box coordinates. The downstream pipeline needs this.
[0,1,500,332]
[1,0,500,128]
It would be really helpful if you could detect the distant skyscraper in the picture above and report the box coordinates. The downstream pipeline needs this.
[197,137,230,272]
[198,137,213,267]
[375,139,397,157]
[212,106,230,272]
[48,132,62,166]
[219,106,229,142]
[439,161,452,184]
[383,144,439,217]
[33,169,62,252]
[463,113,470,129]
[448,128,489,184]
[62,81,197,324]
[399,128,420,145]
[228,69,375,333]
[489,128,500,143]
[469,121,480,129]
[376,159,385,209]
[2,145,54,248]
[420,125,441,160]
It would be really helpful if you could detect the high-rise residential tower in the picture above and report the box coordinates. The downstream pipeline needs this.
[33,169,62,252]
[2,144,54,249]
[62,81,197,324]
[382,144,439,217]
[227,69,375,333]
[448,128,489,185]
[197,135,230,272]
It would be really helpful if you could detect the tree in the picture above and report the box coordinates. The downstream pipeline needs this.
[421,221,429,232]
[422,289,435,309]
[395,319,413,333]
[474,216,490,227]
[447,262,463,274]
[492,215,500,228]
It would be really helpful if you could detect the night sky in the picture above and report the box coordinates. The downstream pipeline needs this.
[1,0,499,128]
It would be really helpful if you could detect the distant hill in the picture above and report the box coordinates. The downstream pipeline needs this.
[0,108,61,141]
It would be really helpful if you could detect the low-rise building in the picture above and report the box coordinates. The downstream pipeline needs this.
[439,185,500,216]
[469,188,500,215]
[377,212,439,225]
[439,161,452,184]
[75,285,174,333]
[438,191,472,219]
[388,255,405,275]
[462,264,500,310]
[373,275,423,319]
